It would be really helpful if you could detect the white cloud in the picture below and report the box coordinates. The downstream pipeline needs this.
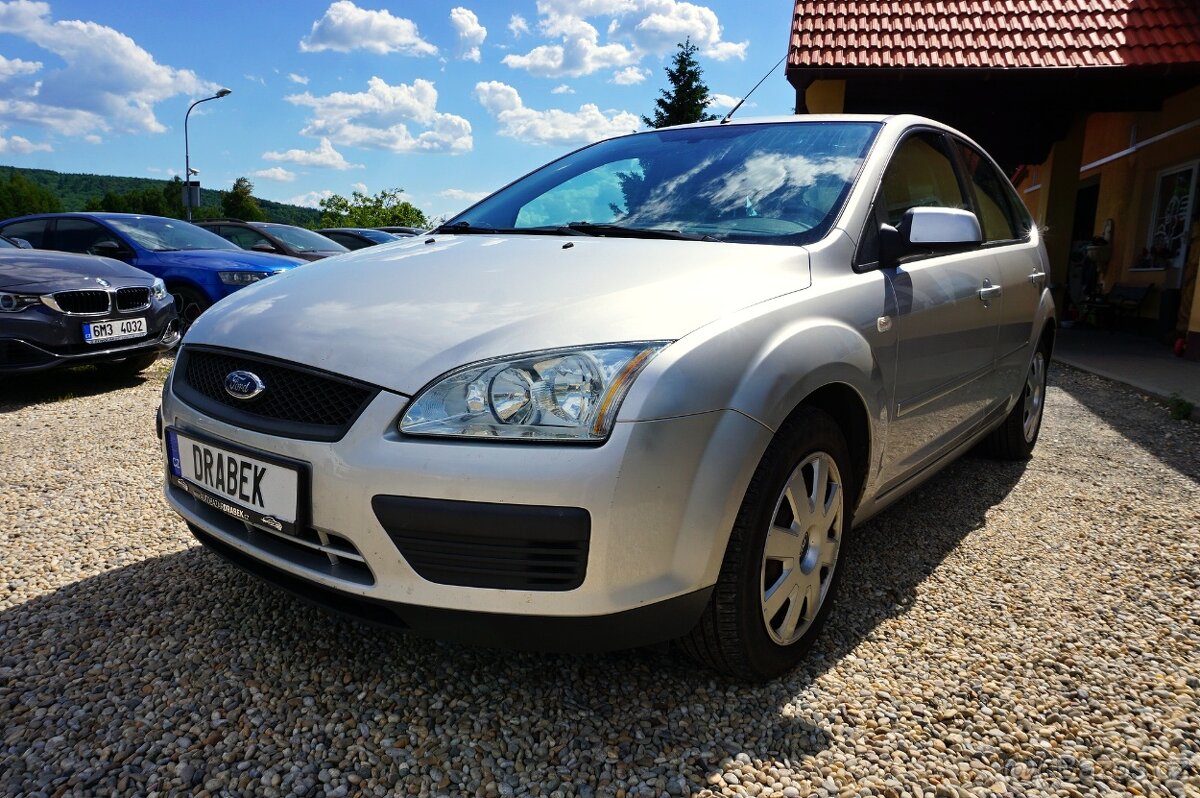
[0,54,41,80]
[250,167,297,182]
[262,137,361,170]
[0,1,216,137]
[300,1,437,56]
[83,133,100,143]
[475,80,638,146]
[243,73,266,85]
[287,73,309,85]
[502,15,636,77]
[439,188,489,203]
[508,13,530,37]
[0,131,51,153]
[287,189,335,208]
[503,0,746,77]
[551,84,575,94]
[286,77,472,155]
[707,92,739,110]
[611,66,647,84]
[351,181,368,193]
[449,7,486,62]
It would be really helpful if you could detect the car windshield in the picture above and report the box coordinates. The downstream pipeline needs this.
[353,229,398,243]
[447,121,881,245]
[0,236,15,249]
[106,216,241,252]
[263,225,348,253]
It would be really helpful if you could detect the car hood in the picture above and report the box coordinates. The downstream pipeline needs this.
[0,249,153,290]
[185,234,811,395]
[151,249,305,271]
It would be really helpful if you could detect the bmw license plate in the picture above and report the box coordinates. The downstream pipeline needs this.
[83,317,146,344]
[166,428,301,535]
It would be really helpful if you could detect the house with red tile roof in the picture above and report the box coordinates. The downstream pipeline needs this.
[786,0,1200,357]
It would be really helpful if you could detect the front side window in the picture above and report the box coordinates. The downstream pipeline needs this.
[53,218,121,254]
[953,141,1021,242]
[450,122,881,246]
[878,132,967,226]
[261,224,348,253]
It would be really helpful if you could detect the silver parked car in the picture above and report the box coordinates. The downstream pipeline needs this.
[160,115,1054,678]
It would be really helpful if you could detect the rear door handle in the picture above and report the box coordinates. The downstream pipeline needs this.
[978,280,1003,302]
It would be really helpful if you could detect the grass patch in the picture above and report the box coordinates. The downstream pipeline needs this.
[1167,392,1195,421]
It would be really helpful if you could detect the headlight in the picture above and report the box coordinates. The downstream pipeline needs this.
[150,278,168,301]
[218,271,271,286]
[400,343,668,442]
[0,292,41,312]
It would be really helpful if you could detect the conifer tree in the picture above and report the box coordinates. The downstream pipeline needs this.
[642,39,716,129]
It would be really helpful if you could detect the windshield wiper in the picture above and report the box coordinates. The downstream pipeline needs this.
[565,222,714,241]
[433,221,503,234]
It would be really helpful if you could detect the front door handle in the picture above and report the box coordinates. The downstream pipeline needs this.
[978,280,1003,302]
[1029,270,1047,288]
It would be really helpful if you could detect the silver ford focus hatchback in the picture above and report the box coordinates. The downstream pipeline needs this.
[160,115,1054,678]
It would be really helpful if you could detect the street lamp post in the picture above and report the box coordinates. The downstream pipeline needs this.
[184,88,231,221]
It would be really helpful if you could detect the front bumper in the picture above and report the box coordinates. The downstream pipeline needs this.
[161,370,771,649]
[1,315,180,373]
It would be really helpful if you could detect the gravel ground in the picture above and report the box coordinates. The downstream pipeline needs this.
[1,359,1198,798]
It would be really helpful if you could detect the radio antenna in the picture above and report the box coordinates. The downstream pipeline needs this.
[720,49,789,124]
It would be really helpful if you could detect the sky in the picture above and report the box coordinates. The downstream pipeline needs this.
[0,0,800,221]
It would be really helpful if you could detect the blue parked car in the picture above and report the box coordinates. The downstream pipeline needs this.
[0,213,304,329]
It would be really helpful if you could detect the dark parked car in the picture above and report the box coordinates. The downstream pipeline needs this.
[0,233,179,375]
[195,220,349,261]
[315,228,400,250]
[0,213,305,329]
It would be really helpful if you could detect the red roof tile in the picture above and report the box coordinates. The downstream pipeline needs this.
[788,0,1200,70]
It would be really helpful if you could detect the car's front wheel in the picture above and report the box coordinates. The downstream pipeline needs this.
[170,285,210,334]
[681,406,854,679]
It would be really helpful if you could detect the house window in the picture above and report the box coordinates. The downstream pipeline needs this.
[1140,160,1198,275]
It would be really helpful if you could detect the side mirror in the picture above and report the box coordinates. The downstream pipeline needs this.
[91,240,129,259]
[251,241,278,253]
[11,237,33,249]
[878,207,982,269]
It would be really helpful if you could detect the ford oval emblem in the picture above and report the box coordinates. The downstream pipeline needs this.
[224,370,265,400]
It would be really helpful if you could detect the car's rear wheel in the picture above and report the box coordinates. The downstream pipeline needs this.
[980,340,1050,460]
[680,406,854,679]
[97,351,159,378]
[170,285,209,333]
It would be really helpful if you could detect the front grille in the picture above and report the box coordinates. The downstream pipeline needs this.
[172,346,379,442]
[53,290,110,314]
[116,287,151,311]
[374,496,590,591]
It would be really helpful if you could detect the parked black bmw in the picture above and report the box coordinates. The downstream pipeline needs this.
[0,234,180,376]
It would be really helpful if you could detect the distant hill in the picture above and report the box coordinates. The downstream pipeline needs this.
[0,164,320,226]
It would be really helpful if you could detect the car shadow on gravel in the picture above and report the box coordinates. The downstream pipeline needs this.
[0,361,168,413]
[0,454,1026,793]
[1050,363,1200,481]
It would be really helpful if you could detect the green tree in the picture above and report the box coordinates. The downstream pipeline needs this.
[0,170,62,218]
[641,39,716,129]
[318,188,427,228]
[220,176,267,221]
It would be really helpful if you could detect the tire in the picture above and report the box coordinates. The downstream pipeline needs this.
[170,285,210,334]
[97,350,159,377]
[980,340,1050,460]
[680,406,856,680]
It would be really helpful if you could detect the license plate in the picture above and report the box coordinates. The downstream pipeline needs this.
[166,429,301,534]
[83,317,146,344]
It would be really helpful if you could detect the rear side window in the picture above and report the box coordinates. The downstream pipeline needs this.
[953,141,1022,242]
[878,133,967,226]
[220,225,272,250]
[0,219,49,247]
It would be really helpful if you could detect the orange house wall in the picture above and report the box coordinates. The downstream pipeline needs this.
[1013,86,1200,332]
